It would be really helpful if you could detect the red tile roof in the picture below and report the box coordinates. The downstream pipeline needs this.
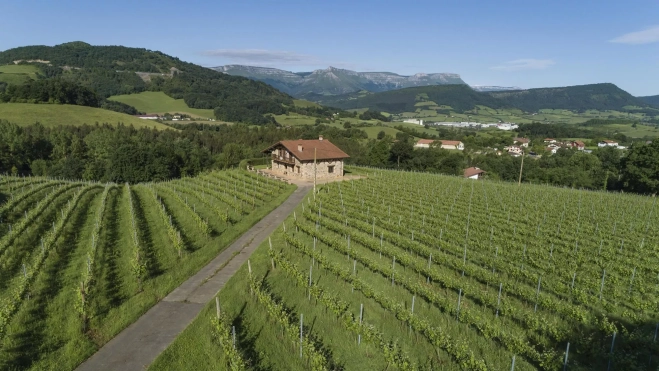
[262,139,349,161]
[514,137,530,143]
[417,139,435,145]
[574,140,585,147]
[440,140,462,146]
[463,167,485,178]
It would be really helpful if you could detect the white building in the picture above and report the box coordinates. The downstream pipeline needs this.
[414,139,464,150]
[403,119,424,125]
[135,114,160,120]
[513,138,530,147]
[464,167,485,179]
[598,140,619,147]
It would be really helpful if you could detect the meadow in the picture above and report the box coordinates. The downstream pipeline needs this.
[153,168,659,370]
[0,171,294,370]
[0,65,39,85]
[0,103,172,129]
[107,91,216,119]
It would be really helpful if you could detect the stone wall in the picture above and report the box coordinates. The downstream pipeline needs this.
[270,159,343,179]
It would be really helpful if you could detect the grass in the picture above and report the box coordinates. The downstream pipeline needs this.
[108,91,215,119]
[0,171,295,370]
[0,65,39,85]
[0,103,173,129]
[293,99,321,108]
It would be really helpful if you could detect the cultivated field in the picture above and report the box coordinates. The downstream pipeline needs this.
[0,103,172,129]
[154,169,659,370]
[108,91,215,119]
[0,171,294,370]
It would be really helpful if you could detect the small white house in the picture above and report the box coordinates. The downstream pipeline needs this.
[513,137,530,148]
[598,140,619,147]
[464,167,485,179]
[403,119,424,125]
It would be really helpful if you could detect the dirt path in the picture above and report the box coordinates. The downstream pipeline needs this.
[76,184,312,371]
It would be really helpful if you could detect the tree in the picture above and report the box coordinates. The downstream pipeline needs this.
[621,141,659,194]
[377,130,386,140]
[343,122,352,129]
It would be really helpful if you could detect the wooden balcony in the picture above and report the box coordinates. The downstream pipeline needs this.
[271,153,295,165]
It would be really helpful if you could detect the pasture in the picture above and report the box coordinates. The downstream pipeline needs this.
[107,91,215,119]
[0,103,172,130]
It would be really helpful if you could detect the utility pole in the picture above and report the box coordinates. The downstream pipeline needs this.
[313,147,317,197]
[518,150,525,186]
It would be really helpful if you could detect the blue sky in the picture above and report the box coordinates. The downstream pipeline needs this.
[2,0,658,95]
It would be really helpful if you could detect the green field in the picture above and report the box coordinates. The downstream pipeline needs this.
[0,171,295,370]
[108,91,215,119]
[0,103,174,129]
[152,169,659,370]
[0,64,39,85]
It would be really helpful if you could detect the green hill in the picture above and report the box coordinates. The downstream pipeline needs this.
[0,42,293,124]
[0,103,171,129]
[639,95,659,107]
[490,83,647,112]
[108,92,215,119]
[319,83,654,115]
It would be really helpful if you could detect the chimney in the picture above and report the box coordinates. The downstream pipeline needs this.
[298,144,303,152]
[319,135,323,141]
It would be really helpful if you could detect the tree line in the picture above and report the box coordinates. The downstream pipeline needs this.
[1,120,657,194]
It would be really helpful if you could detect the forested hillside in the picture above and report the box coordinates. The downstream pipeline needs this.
[490,83,647,112]
[0,42,293,124]
[320,83,654,114]
[639,95,659,107]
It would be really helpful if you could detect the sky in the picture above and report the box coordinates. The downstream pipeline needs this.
[2,0,658,96]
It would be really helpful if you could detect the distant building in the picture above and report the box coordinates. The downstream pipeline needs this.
[545,146,559,154]
[414,139,464,150]
[135,114,160,120]
[262,136,349,180]
[598,140,619,147]
[403,119,424,125]
[571,141,586,150]
[544,138,557,144]
[513,137,530,147]
[464,167,486,180]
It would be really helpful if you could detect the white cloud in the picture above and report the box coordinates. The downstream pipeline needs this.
[610,25,659,45]
[490,59,555,71]
[201,49,321,66]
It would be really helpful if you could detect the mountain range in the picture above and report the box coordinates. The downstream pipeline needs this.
[211,65,469,96]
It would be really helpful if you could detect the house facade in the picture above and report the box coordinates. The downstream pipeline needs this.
[262,136,349,180]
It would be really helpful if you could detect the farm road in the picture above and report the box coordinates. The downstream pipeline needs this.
[76,184,312,371]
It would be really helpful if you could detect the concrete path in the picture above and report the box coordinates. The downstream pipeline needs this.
[76,184,312,371]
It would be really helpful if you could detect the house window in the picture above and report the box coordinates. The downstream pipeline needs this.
[296,166,300,174]
[328,165,334,174]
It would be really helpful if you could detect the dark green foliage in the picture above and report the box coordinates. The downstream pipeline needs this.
[621,140,659,194]
[0,42,293,123]
[358,109,390,121]
[0,78,99,106]
[100,100,142,115]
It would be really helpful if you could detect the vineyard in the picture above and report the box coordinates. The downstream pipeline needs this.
[0,171,294,370]
[153,168,659,371]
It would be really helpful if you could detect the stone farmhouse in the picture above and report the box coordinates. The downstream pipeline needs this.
[262,136,349,180]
